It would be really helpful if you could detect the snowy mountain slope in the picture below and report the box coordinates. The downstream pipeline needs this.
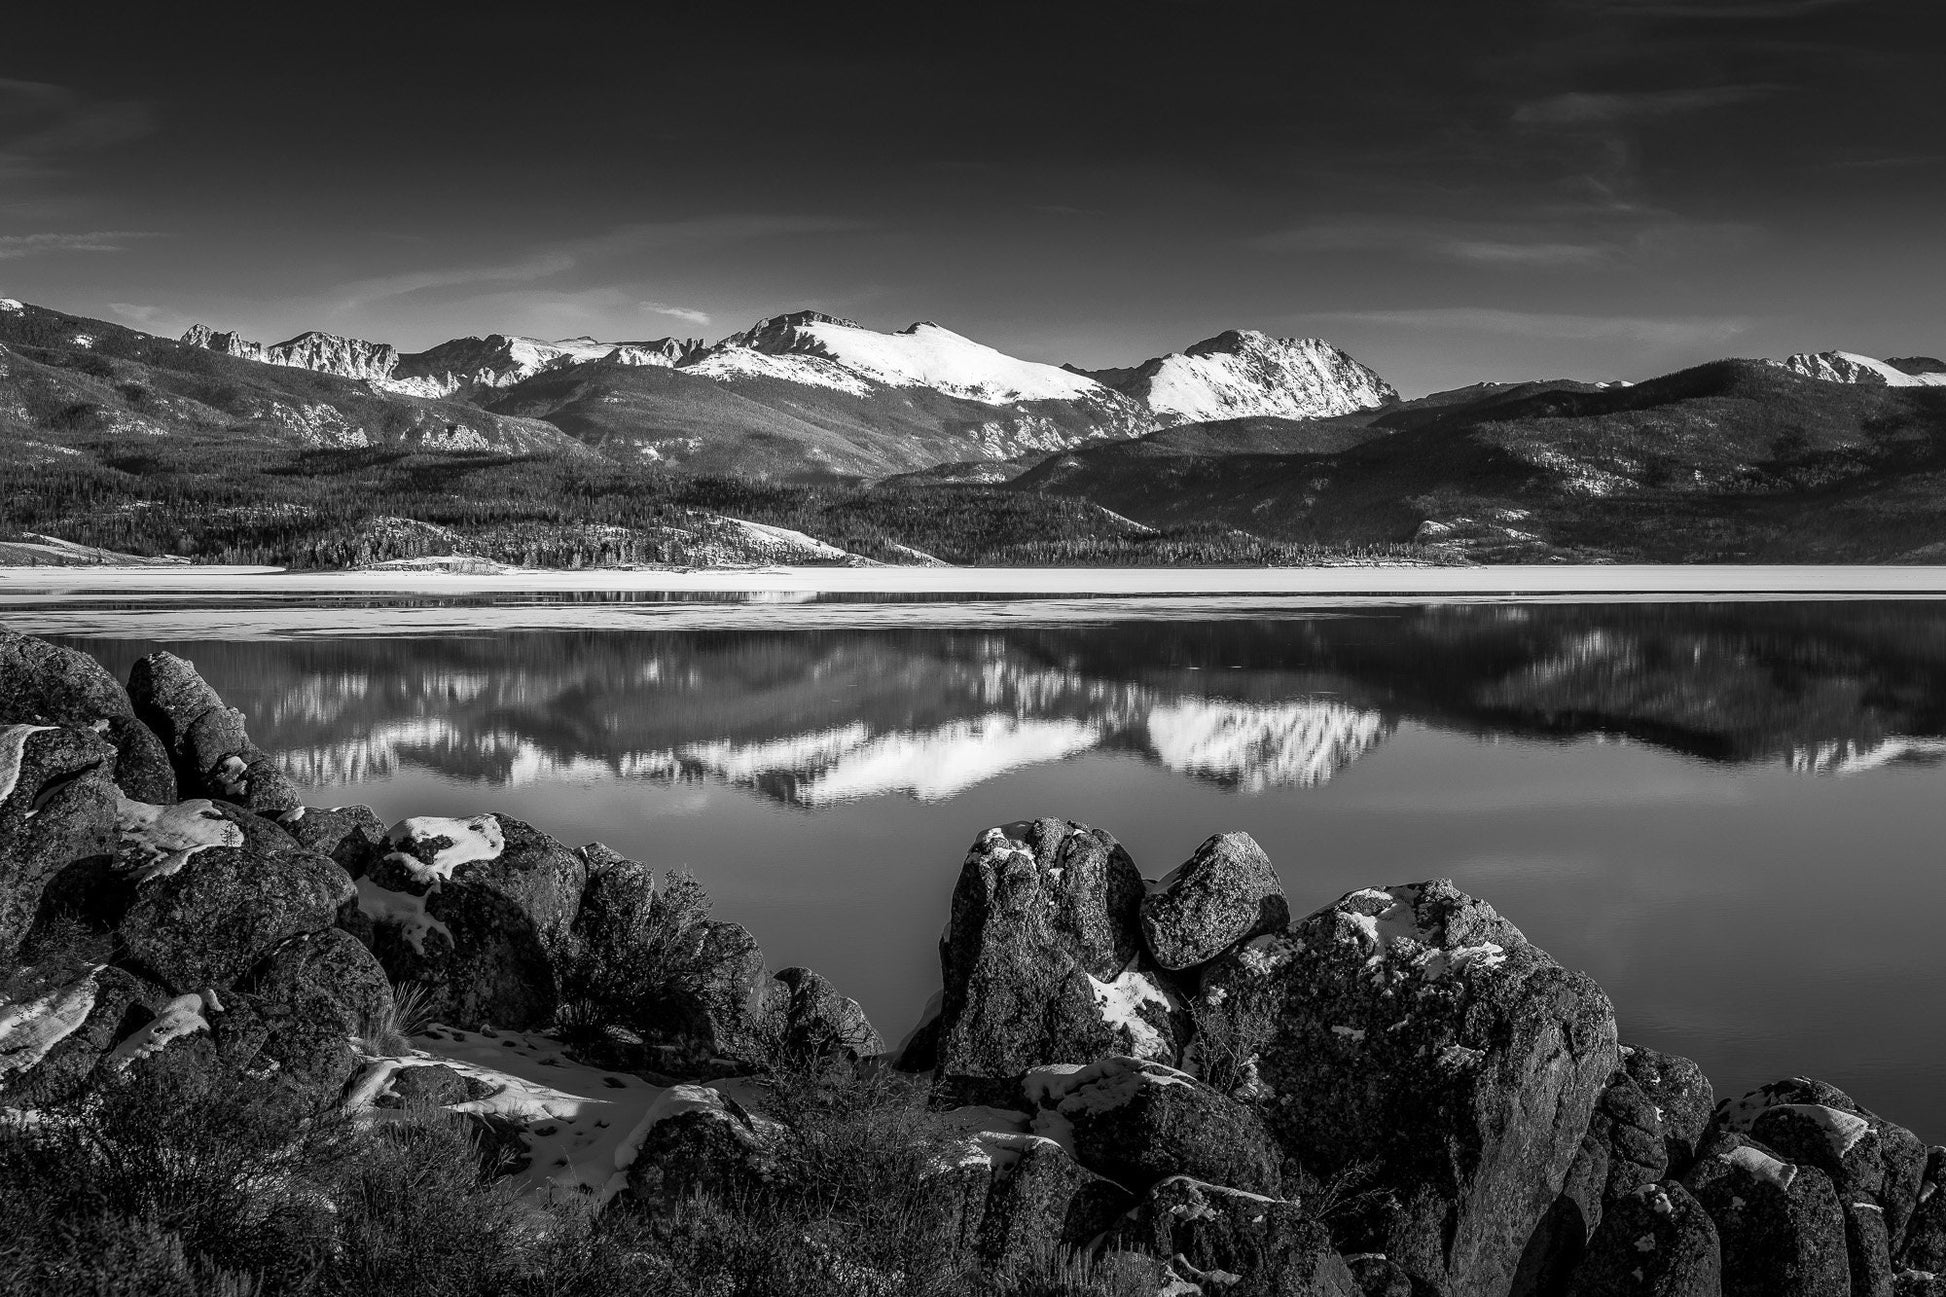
[394,332,703,396]
[713,311,1109,404]
[181,324,441,396]
[182,323,703,398]
[1079,330,1397,425]
[1781,350,1946,388]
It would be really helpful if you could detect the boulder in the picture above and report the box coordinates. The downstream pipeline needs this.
[0,964,163,1102]
[232,927,393,1096]
[1711,1077,1926,1251]
[1847,1198,1896,1297]
[1563,1181,1721,1297]
[1139,831,1288,971]
[1344,1254,1417,1297]
[386,1062,470,1108]
[1125,1176,1362,1297]
[1897,1147,1946,1273]
[1520,1042,1719,1289]
[1022,1055,1281,1195]
[771,966,883,1060]
[1681,1131,1850,1297]
[937,820,1183,1079]
[127,650,299,815]
[1193,880,1619,1297]
[572,842,656,951]
[1621,1046,1715,1176]
[0,628,175,802]
[118,800,353,993]
[276,803,385,878]
[678,919,776,1063]
[0,725,118,962]
[974,1134,1133,1268]
[355,813,587,1031]
[624,1085,781,1206]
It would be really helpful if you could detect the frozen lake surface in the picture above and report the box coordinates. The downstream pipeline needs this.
[11,586,1946,1135]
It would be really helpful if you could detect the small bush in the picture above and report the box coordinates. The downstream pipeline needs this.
[555,867,718,1049]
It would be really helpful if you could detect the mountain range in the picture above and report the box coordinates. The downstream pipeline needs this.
[165,307,1389,475]
[2,290,1943,565]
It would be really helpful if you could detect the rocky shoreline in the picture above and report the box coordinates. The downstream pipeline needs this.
[2,624,1944,1296]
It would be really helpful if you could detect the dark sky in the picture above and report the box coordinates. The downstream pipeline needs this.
[4,0,1941,395]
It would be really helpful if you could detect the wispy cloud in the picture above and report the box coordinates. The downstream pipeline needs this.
[0,230,160,259]
[332,215,869,310]
[643,301,711,326]
[1251,212,1755,270]
[1306,307,1754,349]
[106,301,197,337]
[1513,86,1770,128]
[1574,0,1866,16]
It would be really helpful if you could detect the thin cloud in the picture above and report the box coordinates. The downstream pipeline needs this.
[1253,211,1756,270]
[333,215,869,310]
[643,301,711,326]
[1309,308,1754,349]
[1575,0,1867,16]
[1513,86,1771,128]
[0,230,160,259]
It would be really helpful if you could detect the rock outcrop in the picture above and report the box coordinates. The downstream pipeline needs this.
[117,800,355,992]
[1137,830,1287,971]
[355,813,585,1030]
[936,819,1184,1079]
[1194,880,1620,1297]
[0,627,175,802]
[128,651,300,814]
[0,725,118,962]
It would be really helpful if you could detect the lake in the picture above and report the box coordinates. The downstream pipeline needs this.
[9,592,1946,1137]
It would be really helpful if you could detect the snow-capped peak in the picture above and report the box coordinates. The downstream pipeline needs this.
[1781,350,1946,388]
[1084,330,1397,426]
[705,311,1112,404]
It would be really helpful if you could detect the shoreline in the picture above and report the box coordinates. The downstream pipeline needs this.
[5,561,1946,598]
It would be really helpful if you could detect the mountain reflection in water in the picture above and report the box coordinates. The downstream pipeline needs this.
[42,598,1946,1138]
[56,602,1946,800]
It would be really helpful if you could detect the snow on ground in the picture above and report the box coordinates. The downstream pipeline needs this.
[722,517,852,562]
[8,564,1946,601]
[0,534,190,568]
[793,319,1106,404]
[364,1026,764,1207]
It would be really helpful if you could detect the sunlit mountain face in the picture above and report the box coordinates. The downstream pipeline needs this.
[52,602,1946,807]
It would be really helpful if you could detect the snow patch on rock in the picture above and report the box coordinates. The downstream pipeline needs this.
[384,814,504,882]
[0,724,54,805]
[0,969,101,1076]
[1086,970,1175,1059]
[106,991,217,1072]
[115,797,244,883]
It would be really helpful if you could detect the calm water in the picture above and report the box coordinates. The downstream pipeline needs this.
[16,596,1946,1137]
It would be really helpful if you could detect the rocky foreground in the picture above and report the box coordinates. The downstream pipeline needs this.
[2,624,1944,1297]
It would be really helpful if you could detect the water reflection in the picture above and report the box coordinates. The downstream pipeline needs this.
[53,602,1946,803]
[35,598,1946,1136]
